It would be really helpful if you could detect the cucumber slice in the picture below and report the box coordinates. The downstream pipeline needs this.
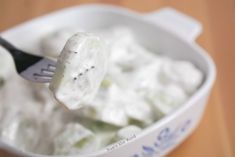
[50,33,108,110]
[53,123,96,155]
[147,84,187,115]
[159,59,203,94]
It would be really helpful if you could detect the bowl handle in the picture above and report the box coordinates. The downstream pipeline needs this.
[145,8,202,42]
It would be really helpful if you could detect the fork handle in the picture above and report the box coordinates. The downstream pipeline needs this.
[0,36,42,73]
[0,36,22,57]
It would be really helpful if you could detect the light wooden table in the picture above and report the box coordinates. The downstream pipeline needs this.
[0,0,234,157]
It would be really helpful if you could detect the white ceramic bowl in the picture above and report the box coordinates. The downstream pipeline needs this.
[0,4,216,157]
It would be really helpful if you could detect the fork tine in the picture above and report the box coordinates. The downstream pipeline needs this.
[33,73,52,78]
[38,73,53,78]
[48,64,56,71]
[43,68,55,73]
[41,69,54,76]
[33,73,52,83]
[34,77,52,83]
[19,58,56,83]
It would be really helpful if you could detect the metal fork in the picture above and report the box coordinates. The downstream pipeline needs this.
[0,36,56,83]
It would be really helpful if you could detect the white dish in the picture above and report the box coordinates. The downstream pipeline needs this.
[0,4,216,157]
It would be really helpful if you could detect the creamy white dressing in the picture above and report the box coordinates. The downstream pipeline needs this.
[0,27,203,156]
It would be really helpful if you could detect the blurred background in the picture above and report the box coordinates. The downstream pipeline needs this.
[0,0,234,157]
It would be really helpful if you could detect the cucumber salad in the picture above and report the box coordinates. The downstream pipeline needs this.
[0,27,203,155]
